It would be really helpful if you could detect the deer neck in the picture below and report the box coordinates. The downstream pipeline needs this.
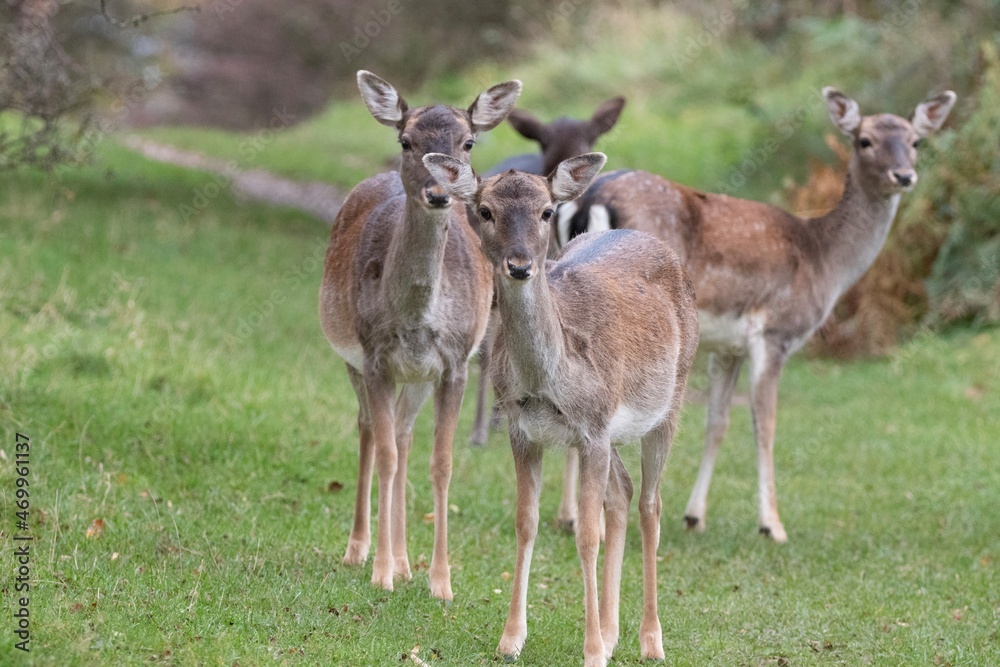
[381,197,452,321]
[812,161,900,300]
[495,272,565,392]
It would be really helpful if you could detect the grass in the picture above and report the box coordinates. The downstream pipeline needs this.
[0,130,998,666]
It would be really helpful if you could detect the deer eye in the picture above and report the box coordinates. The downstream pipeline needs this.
[912,138,923,149]
[400,138,412,151]
[858,137,873,149]
[479,207,492,221]
[463,139,475,151]
[541,208,554,221]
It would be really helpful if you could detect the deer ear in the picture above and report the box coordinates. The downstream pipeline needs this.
[469,80,523,133]
[423,153,478,203]
[587,96,626,141]
[357,70,408,128]
[912,91,957,137]
[822,87,861,136]
[508,109,550,144]
[549,153,607,203]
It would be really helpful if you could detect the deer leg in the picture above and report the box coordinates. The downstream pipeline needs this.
[748,341,788,543]
[578,442,611,667]
[470,319,495,446]
[364,365,398,590]
[498,432,543,661]
[684,351,743,532]
[390,382,434,581]
[427,369,467,600]
[599,449,632,661]
[344,365,374,566]
[639,417,676,660]
[557,448,580,532]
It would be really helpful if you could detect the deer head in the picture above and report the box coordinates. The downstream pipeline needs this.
[357,70,522,209]
[823,87,956,198]
[424,152,607,281]
[507,97,625,175]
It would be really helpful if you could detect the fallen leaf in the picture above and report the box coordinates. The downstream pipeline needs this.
[85,519,105,539]
[70,603,84,613]
[422,512,435,524]
[328,481,343,494]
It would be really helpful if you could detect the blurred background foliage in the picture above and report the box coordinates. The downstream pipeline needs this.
[1,0,998,354]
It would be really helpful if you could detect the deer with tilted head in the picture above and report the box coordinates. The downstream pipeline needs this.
[319,71,520,600]
[470,96,627,447]
[552,87,956,543]
[425,151,699,666]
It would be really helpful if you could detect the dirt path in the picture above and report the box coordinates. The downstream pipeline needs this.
[123,136,345,224]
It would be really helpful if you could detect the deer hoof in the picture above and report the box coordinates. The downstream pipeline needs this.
[759,524,788,543]
[343,540,369,565]
[683,515,704,532]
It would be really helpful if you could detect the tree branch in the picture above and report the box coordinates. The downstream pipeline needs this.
[100,0,200,29]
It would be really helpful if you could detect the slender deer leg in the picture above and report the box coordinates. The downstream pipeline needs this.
[639,419,674,660]
[557,448,580,532]
[748,340,787,543]
[579,443,611,667]
[599,450,632,661]
[364,366,398,590]
[344,365,374,565]
[470,323,494,447]
[498,432,543,660]
[428,370,467,600]
[684,351,744,532]
[391,382,434,580]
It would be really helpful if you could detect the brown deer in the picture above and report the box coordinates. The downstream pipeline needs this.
[471,97,627,447]
[424,151,699,666]
[319,71,520,599]
[552,87,956,543]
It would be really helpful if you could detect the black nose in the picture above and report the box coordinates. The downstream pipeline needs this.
[425,190,450,207]
[891,170,915,187]
[506,258,532,280]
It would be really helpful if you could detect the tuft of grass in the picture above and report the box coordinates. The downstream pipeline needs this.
[1,131,999,666]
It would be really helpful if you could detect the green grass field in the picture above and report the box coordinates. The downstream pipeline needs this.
[1,130,998,666]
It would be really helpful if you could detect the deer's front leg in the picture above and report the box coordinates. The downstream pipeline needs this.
[391,382,434,581]
[748,340,788,543]
[364,365,398,590]
[498,431,543,661]
[344,365,374,565]
[427,370,466,600]
[684,351,743,533]
[578,442,611,667]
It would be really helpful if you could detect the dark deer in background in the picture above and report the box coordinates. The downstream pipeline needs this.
[552,87,956,543]
[425,151,698,667]
[319,71,520,599]
[471,96,627,448]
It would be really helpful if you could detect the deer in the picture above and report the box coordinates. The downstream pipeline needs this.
[319,70,521,600]
[549,87,956,544]
[470,96,628,448]
[424,151,699,666]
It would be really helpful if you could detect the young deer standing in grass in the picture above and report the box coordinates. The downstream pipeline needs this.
[471,97,627,447]
[319,71,521,599]
[425,152,699,666]
[553,87,956,543]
